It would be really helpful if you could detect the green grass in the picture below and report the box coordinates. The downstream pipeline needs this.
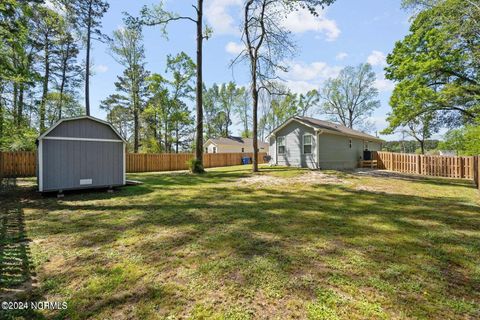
[1,165,479,319]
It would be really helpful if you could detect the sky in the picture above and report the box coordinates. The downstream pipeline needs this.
[84,0,412,141]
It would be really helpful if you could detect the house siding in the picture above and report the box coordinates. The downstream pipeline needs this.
[273,121,318,169]
[318,133,381,169]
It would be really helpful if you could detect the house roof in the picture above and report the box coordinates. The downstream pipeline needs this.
[268,116,383,142]
[205,136,269,148]
[38,115,127,143]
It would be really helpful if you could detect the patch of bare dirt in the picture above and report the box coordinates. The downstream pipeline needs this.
[235,171,348,188]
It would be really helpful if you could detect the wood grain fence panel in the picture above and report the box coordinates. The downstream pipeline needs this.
[374,151,480,183]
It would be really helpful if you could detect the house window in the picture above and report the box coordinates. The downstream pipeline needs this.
[213,147,217,153]
[205,147,208,153]
[241,147,244,153]
[303,135,312,154]
[277,136,286,154]
[349,139,352,149]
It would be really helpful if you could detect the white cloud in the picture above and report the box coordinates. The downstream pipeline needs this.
[94,64,109,74]
[281,8,340,41]
[335,52,348,61]
[277,60,342,94]
[205,0,242,35]
[225,41,245,55]
[283,80,318,94]
[367,50,387,67]
[374,75,395,92]
[285,61,342,82]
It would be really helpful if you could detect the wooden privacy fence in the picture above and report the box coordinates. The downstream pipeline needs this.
[0,151,267,177]
[0,151,36,178]
[375,151,477,180]
[127,152,266,173]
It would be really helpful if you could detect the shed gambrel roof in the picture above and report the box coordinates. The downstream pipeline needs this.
[38,116,127,143]
[267,116,383,142]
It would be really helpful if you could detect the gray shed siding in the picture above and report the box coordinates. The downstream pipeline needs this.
[48,118,119,140]
[317,134,380,169]
[39,118,125,192]
[273,121,318,169]
[42,140,124,191]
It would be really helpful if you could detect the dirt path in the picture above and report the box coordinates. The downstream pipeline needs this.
[235,171,349,188]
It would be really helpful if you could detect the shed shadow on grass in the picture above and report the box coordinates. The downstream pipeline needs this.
[0,206,46,320]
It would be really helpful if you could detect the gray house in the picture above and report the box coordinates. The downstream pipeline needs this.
[37,116,126,192]
[268,116,383,169]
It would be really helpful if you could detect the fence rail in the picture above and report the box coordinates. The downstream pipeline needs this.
[0,151,267,178]
[375,151,476,180]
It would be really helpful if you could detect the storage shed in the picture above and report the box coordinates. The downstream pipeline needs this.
[37,116,126,192]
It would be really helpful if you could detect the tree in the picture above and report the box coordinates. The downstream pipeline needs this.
[386,0,480,128]
[31,6,63,132]
[202,83,221,139]
[298,90,320,117]
[235,0,336,172]
[63,0,109,116]
[163,52,195,152]
[395,113,440,154]
[101,65,149,152]
[439,125,480,156]
[108,24,148,153]
[141,53,195,153]
[139,0,211,172]
[53,20,82,119]
[234,87,252,138]
[320,63,380,130]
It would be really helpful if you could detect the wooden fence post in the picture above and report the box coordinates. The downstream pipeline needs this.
[416,154,421,174]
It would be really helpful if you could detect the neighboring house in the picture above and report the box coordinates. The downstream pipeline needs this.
[268,116,383,169]
[204,136,269,154]
[438,150,457,156]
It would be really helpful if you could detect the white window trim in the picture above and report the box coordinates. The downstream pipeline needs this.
[303,134,313,154]
[277,136,286,154]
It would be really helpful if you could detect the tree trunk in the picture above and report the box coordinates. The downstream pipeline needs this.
[134,108,139,153]
[193,0,204,172]
[85,1,93,116]
[175,124,179,153]
[164,120,169,153]
[420,140,425,155]
[0,94,4,138]
[40,35,50,133]
[58,42,70,120]
[13,83,18,124]
[252,85,259,172]
[18,84,24,127]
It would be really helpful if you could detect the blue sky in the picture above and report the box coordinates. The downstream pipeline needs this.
[85,0,411,140]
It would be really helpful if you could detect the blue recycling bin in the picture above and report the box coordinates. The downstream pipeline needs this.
[241,157,251,165]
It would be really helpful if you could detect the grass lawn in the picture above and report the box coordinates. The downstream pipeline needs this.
[1,165,479,319]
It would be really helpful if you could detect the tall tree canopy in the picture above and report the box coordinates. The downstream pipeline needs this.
[320,63,379,131]
[62,0,109,116]
[102,24,149,153]
[385,0,480,129]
